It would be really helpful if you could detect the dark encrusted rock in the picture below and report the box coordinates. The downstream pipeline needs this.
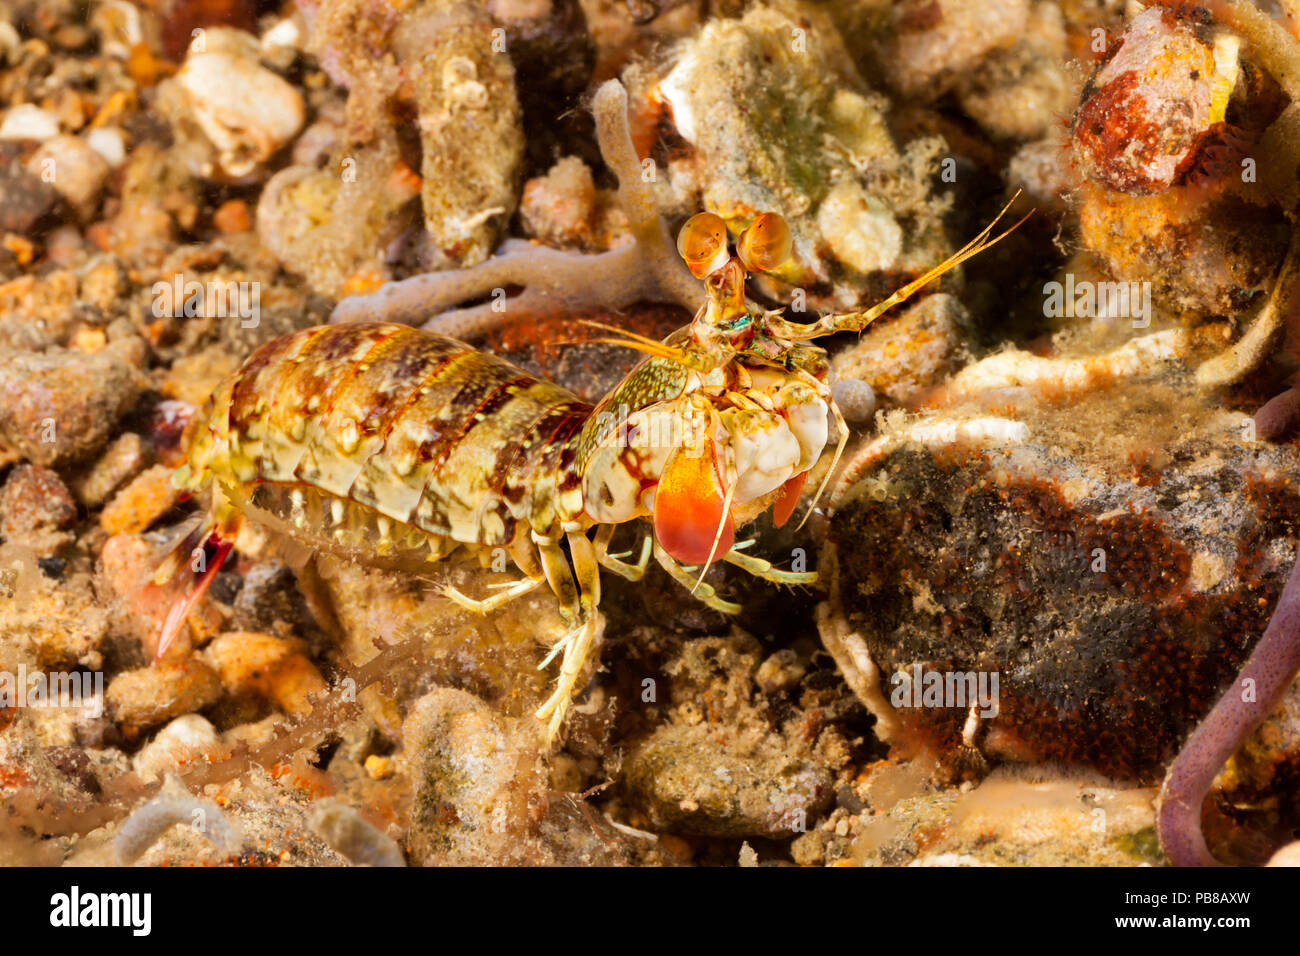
[823,377,1300,782]
[0,160,63,236]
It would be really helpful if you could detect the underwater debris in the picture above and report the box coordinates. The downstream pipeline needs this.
[160,27,305,181]
[0,463,76,556]
[1069,0,1300,388]
[819,372,1300,790]
[298,0,524,270]
[402,686,549,865]
[105,657,223,732]
[308,799,405,867]
[391,0,524,268]
[256,132,420,300]
[620,634,843,838]
[0,542,108,670]
[26,135,109,222]
[1158,551,1300,867]
[954,0,1075,142]
[69,432,149,508]
[130,714,222,784]
[1195,233,1300,387]
[1072,5,1236,195]
[876,0,1030,102]
[329,79,699,337]
[654,2,953,309]
[1077,182,1290,326]
[114,784,243,864]
[936,328,1195,405]
[842,766,1159,867]
[203,632,328,718]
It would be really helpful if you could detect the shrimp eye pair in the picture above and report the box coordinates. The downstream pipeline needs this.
[677,211,792,279]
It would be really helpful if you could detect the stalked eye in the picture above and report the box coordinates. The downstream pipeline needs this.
[737,212,792,274]
[678,211,730,278]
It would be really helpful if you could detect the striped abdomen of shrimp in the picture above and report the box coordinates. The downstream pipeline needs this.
[155,320,827,739]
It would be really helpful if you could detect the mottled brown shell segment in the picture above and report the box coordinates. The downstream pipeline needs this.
[197,322,593,553]
[578,355,688,474]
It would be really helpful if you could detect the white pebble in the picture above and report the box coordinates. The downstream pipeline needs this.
[131,714,221,784]
[27,135,110,220]
[0,104,60,142]
[817,180,903,275]
[833,377,877,423]
[85,126,127,168]
[261,17,301,56]
[178,50,305,178]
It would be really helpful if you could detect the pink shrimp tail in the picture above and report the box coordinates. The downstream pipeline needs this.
[154,534,232,660]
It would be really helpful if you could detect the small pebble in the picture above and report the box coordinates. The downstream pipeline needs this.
[0,104,61,141]
[203,631,328,716]
[175,49,305,178]
[27,135,109,221]
[0,163,62,235]
[131,714,222,783]
[832,378,877,425]
[308,801,405,867]
[69,434,148,509]
[85,126,127,168]
[106,658,223,731]
[0,464,77,556]
[0,347,142,467]
[100,464,180,534]
[213,198,251,233]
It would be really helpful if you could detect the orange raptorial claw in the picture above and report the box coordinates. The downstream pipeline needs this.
[771,471,808,528]
[654,443,735,564]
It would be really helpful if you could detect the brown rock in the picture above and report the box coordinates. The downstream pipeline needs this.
[0,464,76,555]
[106,657,223,730]
[68,432,150,507]
[822,374,1300,780]
[0,162,62,235]
[0,348,143,468]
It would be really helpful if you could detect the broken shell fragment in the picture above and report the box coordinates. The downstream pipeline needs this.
[1072,6,1237,195]
[175,48,305,179]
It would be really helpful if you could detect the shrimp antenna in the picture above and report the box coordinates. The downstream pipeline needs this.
[577,319,720,370]
[765,193,1031,342]
[692,476,737,594]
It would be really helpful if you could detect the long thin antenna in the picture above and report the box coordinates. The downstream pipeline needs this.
[768,192,1031,342]
[692,476,737,594]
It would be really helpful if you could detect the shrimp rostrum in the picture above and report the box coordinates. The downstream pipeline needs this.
[152,203,1023,740]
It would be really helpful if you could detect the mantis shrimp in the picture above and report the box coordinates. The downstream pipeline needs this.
[151,203,1022,740]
